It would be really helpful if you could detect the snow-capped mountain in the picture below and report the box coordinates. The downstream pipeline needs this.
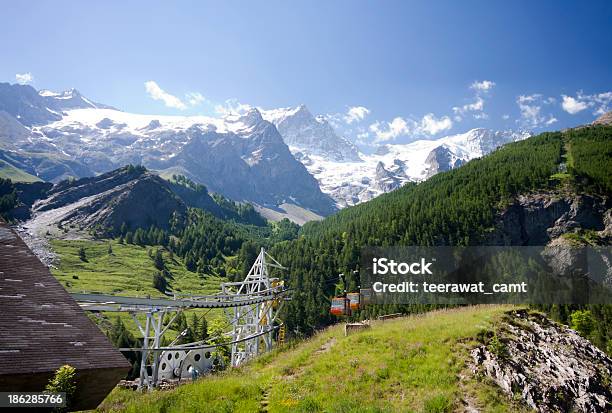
[259,103,529,207]
[40,107,336,215]
[0,83,337,217]
[0,83,113,127]
[288,128,531,207]
[38,88,115,111]
[261,105,361,162]
[0,82,530,219]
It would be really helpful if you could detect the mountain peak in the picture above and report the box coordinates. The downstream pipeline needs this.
[39,87,81,98]
[63,88,81,97]
[295,103,310,114]
[238,107,264,126]
[260,104,361,162]
[37,86,115,111]
[292,104,314,120]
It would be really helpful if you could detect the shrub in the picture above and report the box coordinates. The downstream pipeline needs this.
[153,272,167,293]
[570,310,594,337]
[489,329,508,360]
[78,247,87,262]
[45,364,76,411]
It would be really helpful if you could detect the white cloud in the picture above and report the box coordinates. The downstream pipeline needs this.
[418,113,453,135]
[344,106,370,124]
[561,91,612,116]
[369,113,452,143]
[186,92,206,106]
[145,81,187,110]
[470,80,496,92]
[453,79,495,120]
[502,114,510,120]
[592,92,612,115]
[369,117,411,142]
[354,130,377,148]
[214,98,252,116]
[561,95,588,114]
[516,94,556,129]
[15,72,33,85]
[453,96,484,117]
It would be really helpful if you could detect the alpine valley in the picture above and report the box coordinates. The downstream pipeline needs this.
[2,81,612,413]
[0,83,530,219]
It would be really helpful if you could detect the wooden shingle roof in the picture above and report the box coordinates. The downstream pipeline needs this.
[0,220,130,409]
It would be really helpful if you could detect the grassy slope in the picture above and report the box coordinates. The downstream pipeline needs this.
[98,306,528,413]
[51,239,224,296]
[0,159,41,182]
[50,239,229,337]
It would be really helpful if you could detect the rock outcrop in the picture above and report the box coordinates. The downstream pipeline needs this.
[471,309,612,412]
[373,162,402,192]
[593,111,612,126]
[424,145,463,178]
[488,191,610,245]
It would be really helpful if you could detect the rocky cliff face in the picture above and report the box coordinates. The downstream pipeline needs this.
[424,145,464,178]
[484,191,612,291]
[0,149,94,183]
[261,105,361,162]
[163,110,337,216]
[373,161,402,192]
[488,191,611,246]
[471,309,612,412]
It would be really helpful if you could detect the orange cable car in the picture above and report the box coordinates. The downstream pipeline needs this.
[330,296,351,316]
[347,292,360,311]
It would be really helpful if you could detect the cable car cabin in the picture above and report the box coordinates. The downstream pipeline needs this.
[330,297,351,316]
[347,292,360,311]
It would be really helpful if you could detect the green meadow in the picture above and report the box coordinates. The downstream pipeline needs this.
[97,306,527,413]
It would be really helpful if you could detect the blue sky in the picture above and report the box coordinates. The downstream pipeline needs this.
[2,0,611,146]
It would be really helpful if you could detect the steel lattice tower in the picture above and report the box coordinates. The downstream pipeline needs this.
[222,248,285,367]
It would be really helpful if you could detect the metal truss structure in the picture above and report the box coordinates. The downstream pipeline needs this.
[72,248,288,390]
[221,248,287,367]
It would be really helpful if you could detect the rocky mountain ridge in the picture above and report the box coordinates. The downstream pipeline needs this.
[0,82,534,215]
[23,166,186,239]
[297,128,531,207]
[0,82,112,127]
[19,165,269,244]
